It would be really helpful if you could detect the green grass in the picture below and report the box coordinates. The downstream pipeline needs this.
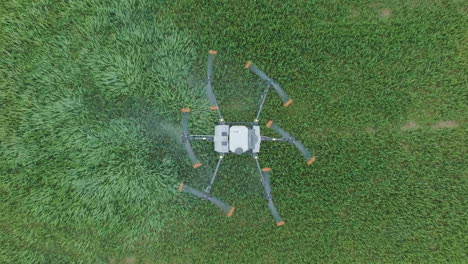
[1,0,467,263]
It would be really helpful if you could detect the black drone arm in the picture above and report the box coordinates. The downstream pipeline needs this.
[265,120,316,165]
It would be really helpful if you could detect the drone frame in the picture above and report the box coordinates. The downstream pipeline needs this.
[178,50,315,226]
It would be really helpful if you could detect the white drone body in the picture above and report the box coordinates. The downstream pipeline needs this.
[178,50,315,226]
[214,125,260,154]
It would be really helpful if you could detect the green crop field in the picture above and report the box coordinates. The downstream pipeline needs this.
[1,0,466,263]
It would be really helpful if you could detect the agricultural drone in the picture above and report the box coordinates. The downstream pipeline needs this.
[178,50,315,226]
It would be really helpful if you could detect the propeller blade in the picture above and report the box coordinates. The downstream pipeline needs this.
[292,140,312,161]
[261,168,272,196]
[261,168,285,226]
[271,82,293,107]
[178,183,205,198]
[184,141,202,168]
[266,120,290,138]
[181,108,202,168]
[245,61,270,81]
[206,50,219,110]
[210,196,236,217]
[266,120,316,165]
[245,61,292,107]
[181,108,190,135]
[207,50,216,78]
[268,200,285,226]
[206,82,218,110]
[178,184,235,216]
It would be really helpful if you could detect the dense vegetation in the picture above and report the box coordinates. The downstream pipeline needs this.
[1,0,466,263]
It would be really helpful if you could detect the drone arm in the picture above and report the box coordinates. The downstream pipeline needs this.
[266,120,316,165]
[206,50,224,121]
[254,85,271,123]
[245,61,292,107]
[260,136,288,142]
[181,108,202,168]
[205,155,224,193]
[189,135,215,142]
[178,183,235,217]
[254,156,285,226]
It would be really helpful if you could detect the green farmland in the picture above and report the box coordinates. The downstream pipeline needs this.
[1,0,466,263]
